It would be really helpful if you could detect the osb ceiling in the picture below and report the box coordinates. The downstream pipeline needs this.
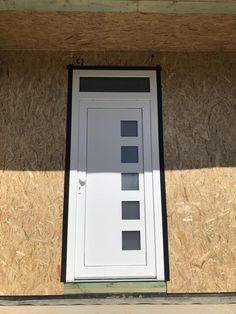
[0,11,236,51]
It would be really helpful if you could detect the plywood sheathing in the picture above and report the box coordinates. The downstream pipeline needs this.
[161,53,236,292]
[0,12,236,51]
[0,51,236,295]
[0,52,69,295]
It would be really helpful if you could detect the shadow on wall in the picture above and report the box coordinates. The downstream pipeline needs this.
[0,51,236,171]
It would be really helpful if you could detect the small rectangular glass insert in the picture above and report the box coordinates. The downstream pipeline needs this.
[80,77,150,92]
[121,121,138,137]
[121,173,139,190]
[122,231,141,250]
[122,201,140,220]
[121,146,138,163]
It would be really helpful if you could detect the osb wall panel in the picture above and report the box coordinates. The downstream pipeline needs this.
[0,52,70,295]
[0,51,235,295]
[162,53,236,292]
[0,12,236,51]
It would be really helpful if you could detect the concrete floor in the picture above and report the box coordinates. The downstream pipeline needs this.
[0,305,236,314]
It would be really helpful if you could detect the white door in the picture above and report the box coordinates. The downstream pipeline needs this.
[66,70,165,282]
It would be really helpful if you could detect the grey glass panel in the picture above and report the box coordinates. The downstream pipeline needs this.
[121,121,138,137]
[80,77,150,92]
[121,173,139,190]
[122,201,140,220]
[122,231,141,250]
[121,146,138,163]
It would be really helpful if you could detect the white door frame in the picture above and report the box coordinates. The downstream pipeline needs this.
[65,68,166,282]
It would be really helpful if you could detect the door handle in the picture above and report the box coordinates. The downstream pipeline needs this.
[79,177,86,186]
[78,172,86,186]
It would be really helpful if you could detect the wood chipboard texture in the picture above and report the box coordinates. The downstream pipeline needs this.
[0,12,236,51]
[0,52,69,295]
[0,51,235,295]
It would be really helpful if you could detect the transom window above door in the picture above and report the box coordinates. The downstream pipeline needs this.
[64,67,167,283]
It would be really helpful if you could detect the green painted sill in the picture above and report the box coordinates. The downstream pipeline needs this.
[64,281,166,294]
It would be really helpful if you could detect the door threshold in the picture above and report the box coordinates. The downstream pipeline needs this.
[64,281,166,294]
[73,278,158,283]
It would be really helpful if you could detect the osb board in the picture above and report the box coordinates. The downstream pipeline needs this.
[0,12,236,51]
[0,52,70,295]
[0,171,64,295]
[0,51,236,295]
[165,168,236,292]
[161,53,236,292]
